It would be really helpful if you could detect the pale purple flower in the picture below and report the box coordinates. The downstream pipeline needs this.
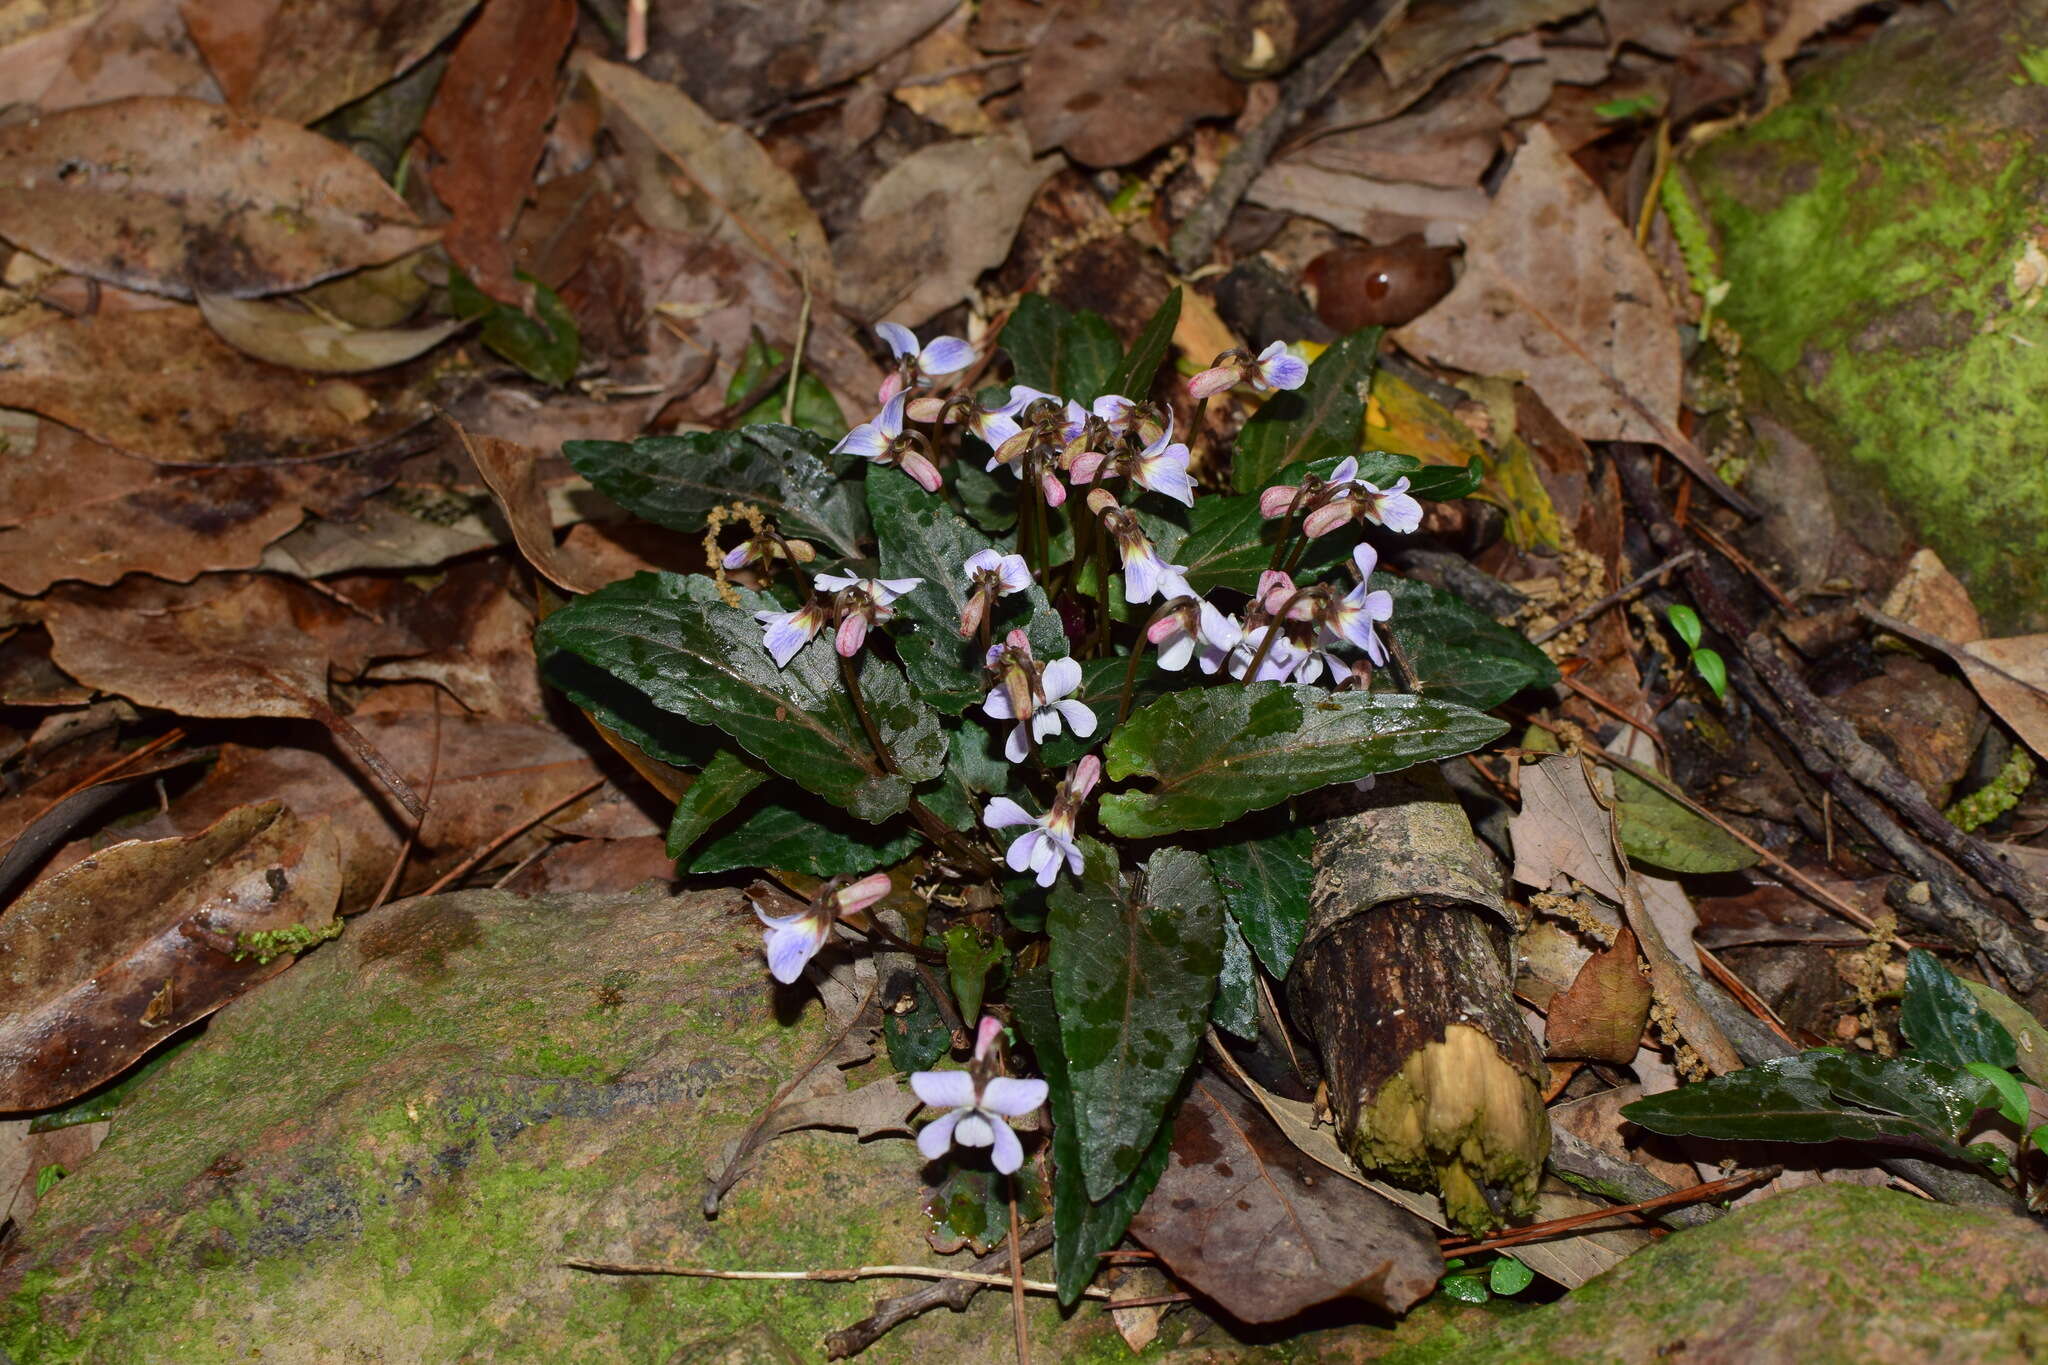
[1087,489,1188,606]
[912,1017,1048,1175]
[876,322,975,403]
[1129,416,1195,506]
[1186,362,1240,401]
[815,572,922,657]
[756,600,831,668]
[835,393,906,462]
[1298,458,1424,538]
[754,873,891,984]
[982,755,1101,888]
[1197,603,1302,682]
[722,531,815,571]
[1251,339,1308,391]
[983,653,1096,763]
[959,548,1032,637]
[1323,543,1394,666]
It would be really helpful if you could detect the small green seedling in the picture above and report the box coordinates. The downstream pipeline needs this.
[1665,604,1727,701]
[1437,1254,1536,1303]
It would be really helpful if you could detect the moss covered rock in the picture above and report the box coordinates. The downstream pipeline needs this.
[1389,1183,2048,1363]
[0,889,1153,1364]
[1688,2,2048,629]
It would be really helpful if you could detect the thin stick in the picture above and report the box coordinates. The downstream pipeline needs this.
[419,778,603,896]
[1007,1182,1030,1365]
[1560,674,1669,764]
[564,1260,1107,1298]
[299,689,427,819]
[1530,550,1696,644]
[1857,603,2048,703]
[1688,519,1797,612]
[824,1222,1056,1358]
[1439,1166,1780,1257]
[1697,944,1800,1047]
[368,693,442,913]
[1170,0,1414,270]
[783,266,814,427]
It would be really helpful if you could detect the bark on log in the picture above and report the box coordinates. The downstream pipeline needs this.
[1288,768,1549,1230]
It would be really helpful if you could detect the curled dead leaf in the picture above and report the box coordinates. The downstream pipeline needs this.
[1545,925,1653,1063]
[0,801,341,1110]
[195,290,465,373]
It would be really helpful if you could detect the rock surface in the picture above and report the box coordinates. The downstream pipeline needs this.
[1688,1,2048,630]
[0,889,1138,1363]
[1390,1183,2048,1363]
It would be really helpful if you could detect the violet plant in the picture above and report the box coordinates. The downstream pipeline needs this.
[537,290,1556,1302]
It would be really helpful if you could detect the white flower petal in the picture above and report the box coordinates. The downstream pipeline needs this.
[983,796,1037,830]
[917,1107,964,1160]
[989,1118,1025,1174]
[875,321,919,359]
[1055,699,1097,738]
[1040,655,1083,701]
[954,1113,996,1148]
[912,1070,978,1110]
[980,1077,1049,1118]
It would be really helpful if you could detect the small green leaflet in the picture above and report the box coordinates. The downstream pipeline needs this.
[725,330,847,438]
[666,749,767,858]
[449,266,579,387]
[1101,684,1506,838]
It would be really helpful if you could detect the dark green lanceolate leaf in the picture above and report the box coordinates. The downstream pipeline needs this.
[536,573,943,822]
[1621,1050,2000,1160]
[726,331,848,439]
[541,652,722,769]
[1004,293,1121,401]
[1100,287,1182,400]
[563,424,869,560]
[1207,822,1313,979]
[1406,456,1486,501]
[1172,494,1344,596]
[1903,950,2018,1070]
[1100,685,1507,838]
[883,972,952,1073]
[1212,914,1258,1039]
[867,475,1062,713]
[449,267,580,387]
[666,749,768,858]
[1377,574,1558,711]
[1608,763,1758,874]
[690,801,918,878]
[1049,847,1223,1200]
[1011,965,1175,1306]
[1233,326,1381,493]
[943,925,1007,1024]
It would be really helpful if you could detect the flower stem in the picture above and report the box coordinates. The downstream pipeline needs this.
[1117,600,1180,726]
[1266,484,1312,572]
[840,650,900,775]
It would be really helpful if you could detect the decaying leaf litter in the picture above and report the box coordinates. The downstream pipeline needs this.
[3,0,2047,1360]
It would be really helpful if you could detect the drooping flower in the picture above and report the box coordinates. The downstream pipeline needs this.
[1196,601,1303,682]
[982,630,1096,763]
[721,530,815,571]
[958,548,1032,638]
[982,755,1101,888]
[756,599,832,668]
[1086,490,1190,605]
[815,571,922,657]
[833,393,942,492]
[1249,339,1308,391]
[876,322,974,403]
[1321,542,1395,666]
[1187,341,1307,399]
[753,873,892,984]
[1069,414,1195,507]
[912,1016,1049,1175]
[1144,596,1203,671]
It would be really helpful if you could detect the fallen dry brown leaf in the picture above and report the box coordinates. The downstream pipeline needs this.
[1394,123,1681,448]
[188,0,479,126]
[1128,1068,1442,1321]
[0,306,438,462]
[639,0,957,121]
[1544,924,1653,1063]
[134,701,653,908]
[419,0,577,302]
[33,0,221,111]
[452,424,613,595]
[0,800,341,1110]
[1019,0,1244,169]
[833,126,1058,326]
[0,94,436,298]
[577,52,836,296]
